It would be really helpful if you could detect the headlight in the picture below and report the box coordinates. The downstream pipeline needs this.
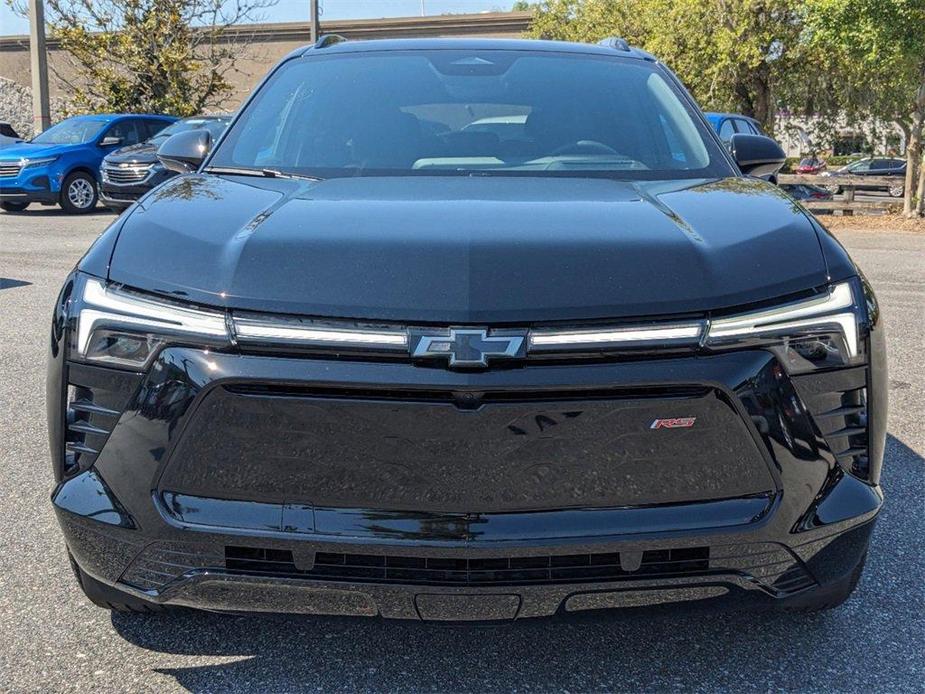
[73,276,229,368]
[705,281,862,373]
[21,156,58,169]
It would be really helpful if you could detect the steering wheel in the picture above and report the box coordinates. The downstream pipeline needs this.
[549,140,619,156]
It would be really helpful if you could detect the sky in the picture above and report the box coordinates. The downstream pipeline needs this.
[0,0,519,36]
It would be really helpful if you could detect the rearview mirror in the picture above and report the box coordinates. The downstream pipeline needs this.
[99,136,122,147]
[157,129,212,174]
[729,134,786,178]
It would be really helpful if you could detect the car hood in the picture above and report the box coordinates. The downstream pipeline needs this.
[104,174,829,323]
[104,141,158,165]
[0,141,80,160]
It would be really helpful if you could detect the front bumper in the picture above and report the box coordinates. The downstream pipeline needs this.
[49,338,884,619]
[0,162,64,204]
[0,184,58,205]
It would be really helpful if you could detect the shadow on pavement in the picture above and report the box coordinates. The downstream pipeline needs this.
[0,278,32,290]
[110,433,923,692]
[2,208,115,218]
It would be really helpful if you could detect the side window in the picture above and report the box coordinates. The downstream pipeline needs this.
[718,119,736,142]
[144,119,170,139]
[737,119,759,135]
[104,119,142,146]
[849,160,871,172]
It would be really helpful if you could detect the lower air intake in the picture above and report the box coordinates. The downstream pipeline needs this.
[224,546,711,586]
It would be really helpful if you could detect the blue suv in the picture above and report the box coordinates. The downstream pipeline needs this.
[0,113,175,214]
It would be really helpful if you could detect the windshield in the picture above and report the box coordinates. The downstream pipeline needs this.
[31,118,107,145]
[210,50,732,180]
[150,117,230,145]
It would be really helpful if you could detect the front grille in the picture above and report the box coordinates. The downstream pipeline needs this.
[793,366,869,477]
[224,546,711,586]
[0,162,22,177]
[103,163,152,184]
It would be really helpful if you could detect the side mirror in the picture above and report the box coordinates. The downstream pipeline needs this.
[99,136,122,147]
[156,129,212,174]
[729,134,786,178]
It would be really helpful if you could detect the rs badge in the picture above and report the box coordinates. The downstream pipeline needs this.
[650,417,697,430]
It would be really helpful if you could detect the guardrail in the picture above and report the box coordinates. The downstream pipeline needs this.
[778,174,903,215]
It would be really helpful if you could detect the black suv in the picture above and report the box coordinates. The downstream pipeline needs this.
[100,115,231,212]
[49,38,885,621]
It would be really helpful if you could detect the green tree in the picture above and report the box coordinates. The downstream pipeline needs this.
[525,0,805,133]
[802,0,925,215]
[8,0,276,116]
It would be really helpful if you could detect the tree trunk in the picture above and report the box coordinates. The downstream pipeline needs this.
[907,132,921,216]
[916,151,925,216]
[904,82,925,217]
[750,64,773,133]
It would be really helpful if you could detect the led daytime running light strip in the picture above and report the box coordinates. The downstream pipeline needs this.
[233,318,408,348]
[77,278,228,355]
[706,282,859,357]
[529,322,704,349]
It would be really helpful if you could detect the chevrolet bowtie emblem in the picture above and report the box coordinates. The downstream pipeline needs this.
[411,328,526,368]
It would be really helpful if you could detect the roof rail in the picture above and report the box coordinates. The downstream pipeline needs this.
[314,34,347,49]
[598,37,631,52]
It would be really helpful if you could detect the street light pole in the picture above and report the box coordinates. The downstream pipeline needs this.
[28,0,51,135]
[309,0,320,42]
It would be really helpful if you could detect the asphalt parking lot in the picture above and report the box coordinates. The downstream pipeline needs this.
[0,209,922,693]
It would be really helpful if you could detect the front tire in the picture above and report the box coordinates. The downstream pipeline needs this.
[1,201,29,212]
[888,183,905,198]
[68,552,165,613]
[59,171,98,214]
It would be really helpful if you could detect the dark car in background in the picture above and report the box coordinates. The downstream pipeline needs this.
[49,38,884,621]
[0,121,23,148]
[821,157,907,197]
[100,115,232,212]
[794,157,827,174]
[0,114,175,213]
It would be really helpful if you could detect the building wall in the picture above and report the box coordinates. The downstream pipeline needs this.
[0,12,532,121]
[774,113,907,159]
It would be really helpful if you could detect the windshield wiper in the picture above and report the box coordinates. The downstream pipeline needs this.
[260,167,323,181]
[204,165,323,181]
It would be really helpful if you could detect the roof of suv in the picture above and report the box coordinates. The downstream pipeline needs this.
[293,37,657,62]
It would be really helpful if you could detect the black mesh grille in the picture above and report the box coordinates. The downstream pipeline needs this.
[224,546,711,586]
